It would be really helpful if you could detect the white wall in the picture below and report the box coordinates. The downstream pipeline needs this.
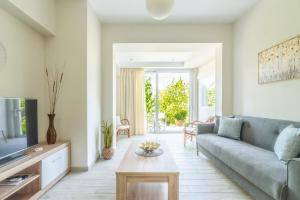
[233,0,300,121]
[198,59,216,121]
[102,23,233,130]
[1,0,102,169]
[198,60,216,89]
[45,0,88,168]
[8,0,56,33]
[0,0,56,36]
[87,3,102,167]
[0,7,47,142]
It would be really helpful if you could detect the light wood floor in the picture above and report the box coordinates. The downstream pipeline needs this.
[41,134,253,200]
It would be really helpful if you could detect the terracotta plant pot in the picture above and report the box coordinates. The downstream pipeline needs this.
[103,148,114,160]
[47,114,57,144]
[176,120,184,126]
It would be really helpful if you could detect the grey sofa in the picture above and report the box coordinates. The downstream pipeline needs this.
[196,116,300,200]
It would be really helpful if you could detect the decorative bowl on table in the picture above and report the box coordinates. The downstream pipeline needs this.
[139,141,160,154]
[135,141,164,157]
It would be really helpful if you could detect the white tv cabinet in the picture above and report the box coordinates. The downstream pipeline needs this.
[0,142,70,200]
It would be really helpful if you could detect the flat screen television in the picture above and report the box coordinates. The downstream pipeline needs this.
[0,98,38,166]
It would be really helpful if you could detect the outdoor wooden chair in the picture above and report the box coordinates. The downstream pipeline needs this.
[116,117,131,138]
[184,116,215,147]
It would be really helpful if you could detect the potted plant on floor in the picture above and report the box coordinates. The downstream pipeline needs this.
[102,121,114,160]
[174,110,187,126]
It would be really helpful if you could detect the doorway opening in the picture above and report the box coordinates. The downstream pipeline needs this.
[114,43,222,136]
[145,70,190,133]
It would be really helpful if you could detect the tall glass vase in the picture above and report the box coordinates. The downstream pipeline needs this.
[47,114,57,144]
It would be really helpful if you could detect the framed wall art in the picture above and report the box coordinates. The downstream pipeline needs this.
[258,35,300,84]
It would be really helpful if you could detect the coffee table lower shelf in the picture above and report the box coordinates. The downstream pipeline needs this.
[116,173,179,200]
[116,141,179,200]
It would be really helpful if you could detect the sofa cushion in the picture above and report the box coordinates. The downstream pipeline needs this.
[213,116,220,133]
[196,123,215,134]
[197,134,287,200]
[236,116,300,152]
[274,124,300,162]
[213,115,234,133]
[218,117,243,140]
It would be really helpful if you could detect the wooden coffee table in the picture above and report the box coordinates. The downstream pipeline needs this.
[116,141,179,200]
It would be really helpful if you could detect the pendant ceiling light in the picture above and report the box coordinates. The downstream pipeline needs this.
[146,0,174,20]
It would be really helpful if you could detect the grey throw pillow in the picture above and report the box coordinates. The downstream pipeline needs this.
[274,124,300,162]
[213,116,220,133]
[197,123,214,134]
[213,115,235,133]
[217,117,243,140]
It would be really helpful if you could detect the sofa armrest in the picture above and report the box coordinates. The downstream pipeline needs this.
[287,158,300,200]
[196,123,215,134]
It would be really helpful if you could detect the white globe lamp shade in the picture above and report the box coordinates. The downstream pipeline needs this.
[146,0,174,20]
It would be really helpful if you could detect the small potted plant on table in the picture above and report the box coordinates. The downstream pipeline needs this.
[102,121,114,160]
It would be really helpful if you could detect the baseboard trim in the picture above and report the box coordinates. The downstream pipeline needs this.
[87,155,100,170]
[71,166,89,172]
[72,155,100,172]
[34,168,71,198]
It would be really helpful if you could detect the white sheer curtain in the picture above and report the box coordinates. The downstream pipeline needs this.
[119,68,145,135]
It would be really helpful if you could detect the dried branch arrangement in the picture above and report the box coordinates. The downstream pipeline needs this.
[45,67,64,114]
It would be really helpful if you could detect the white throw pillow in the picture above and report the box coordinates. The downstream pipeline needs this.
[274,124,300,162]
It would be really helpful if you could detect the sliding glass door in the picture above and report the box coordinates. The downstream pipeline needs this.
[145,70,190,133]
[144,72,156,133]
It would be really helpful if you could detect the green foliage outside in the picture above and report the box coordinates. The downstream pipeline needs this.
[158,79,189,124]
[174,110,188,121]
[145,78,155,120]
[102,121,113,148]
[207,85,216,107]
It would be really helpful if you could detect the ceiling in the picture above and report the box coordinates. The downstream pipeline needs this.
[114,43,220,68]
[89,0,259,23]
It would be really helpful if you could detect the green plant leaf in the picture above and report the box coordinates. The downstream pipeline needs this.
[102,121,113,148]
